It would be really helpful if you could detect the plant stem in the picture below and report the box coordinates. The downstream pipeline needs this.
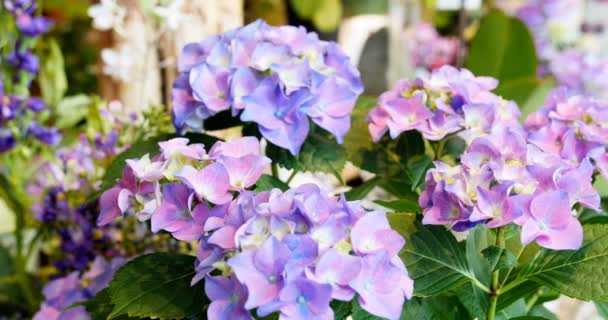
[285,170,297,184]
[487,227,505,320]
[271,163,279,178]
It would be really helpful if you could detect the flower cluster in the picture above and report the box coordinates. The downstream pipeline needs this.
[172,19,363,155]
[29,100,136,194]
[420,127,599,250]
[99,136,413,319]
[201,186,412,320]
[548,50,608,99]
[367,66,520,143]
[525,87,608,175]
[98,136,271,227]
[405,22,459,71]
[36,188,116,273]
[33,256,126,320]
[0,0,59,153]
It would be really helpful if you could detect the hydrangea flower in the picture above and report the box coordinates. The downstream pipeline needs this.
[405,22,460,71]
[172,20,363,155]
[99,136,413,319]
[367,66,520,143]
[525,88,608,176]
[419,127,598,250]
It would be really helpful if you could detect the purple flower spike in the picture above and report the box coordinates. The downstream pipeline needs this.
[16,13,52,36]
[205,276,252,320]
[278,279,334,320]
[520,191,583,250]
[176,163,233,205]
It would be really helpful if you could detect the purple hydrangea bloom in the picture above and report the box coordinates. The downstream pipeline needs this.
[405,22,460,71]
[367,66,520,143]
[172,20,363,155]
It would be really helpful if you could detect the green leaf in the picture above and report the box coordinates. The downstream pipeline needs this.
[290,0,317,18]
[375,199,420,213]
[496,298,526,320]
[82,288,136,320]
[255,174,289,192]
[330,300,351,320]
[508,317,550,320]
[482,246,517,272]
[266,129,346,178]
[107,253,206,319]
[402,295,471,319]
[455,283,488,320]
[345,177,381,201]
[407,155,432,190]
[312,0,342,33]
[0,173,24,215]
[505,223,608,301]
[39,38,68,107]
[595,301,608,319]
[401,222,487,296]
[494,78,555,118]
[528,305,557,320]
[386,212,417,241]
[55,94,92,129]
[100,133,219,191]
[465,9,537,82]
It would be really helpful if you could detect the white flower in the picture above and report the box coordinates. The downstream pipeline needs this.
[88,0,126,31]
[154,0,186,30]
[101,47,133,82]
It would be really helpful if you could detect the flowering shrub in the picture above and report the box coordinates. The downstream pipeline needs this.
[172,20,363,155]
[3,2,608,320]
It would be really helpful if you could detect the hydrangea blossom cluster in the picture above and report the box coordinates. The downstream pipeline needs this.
[525,87,608,176]
[0,0,59,152]
[515,0,608,98]
[419,127,599,250]
[172,19,363,155]
[98,136,413,319]
[405,22,459,71]
[33,256,126,320]
[367,66,520,143]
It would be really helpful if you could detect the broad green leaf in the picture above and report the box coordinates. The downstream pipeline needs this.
[255,174,289,192]
[455,283,488,320]
[55,94,92,129]
[81,288,133,320]
[495,78,555,118]
[330,300,351,320]
[100,133,219,190]
[402,295,471,319]
[505,223,608,301]
[266,128,346,178]
[496,298,526,320]
[482,246,517,272]
[107,253,206,319]
[496,281,540,312]
[345,177,381,201]
[312,0,342,33]
[290,0,317,18]
[386,212,417,241]
[39,39,68,108]
[509,317,550,320]
[407,155,432,190]
[343,0,388,17]
[466,225,491,286]
[401,222,486,296]
[375,199,420,213]
[465,9,537,82]
[595,301,608,319]
[528,305,557,320]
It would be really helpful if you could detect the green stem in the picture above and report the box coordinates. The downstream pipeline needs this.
[525,288,543,313]
[487,227,505,320]
[285,170,297,184]
[271,163,279,178]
